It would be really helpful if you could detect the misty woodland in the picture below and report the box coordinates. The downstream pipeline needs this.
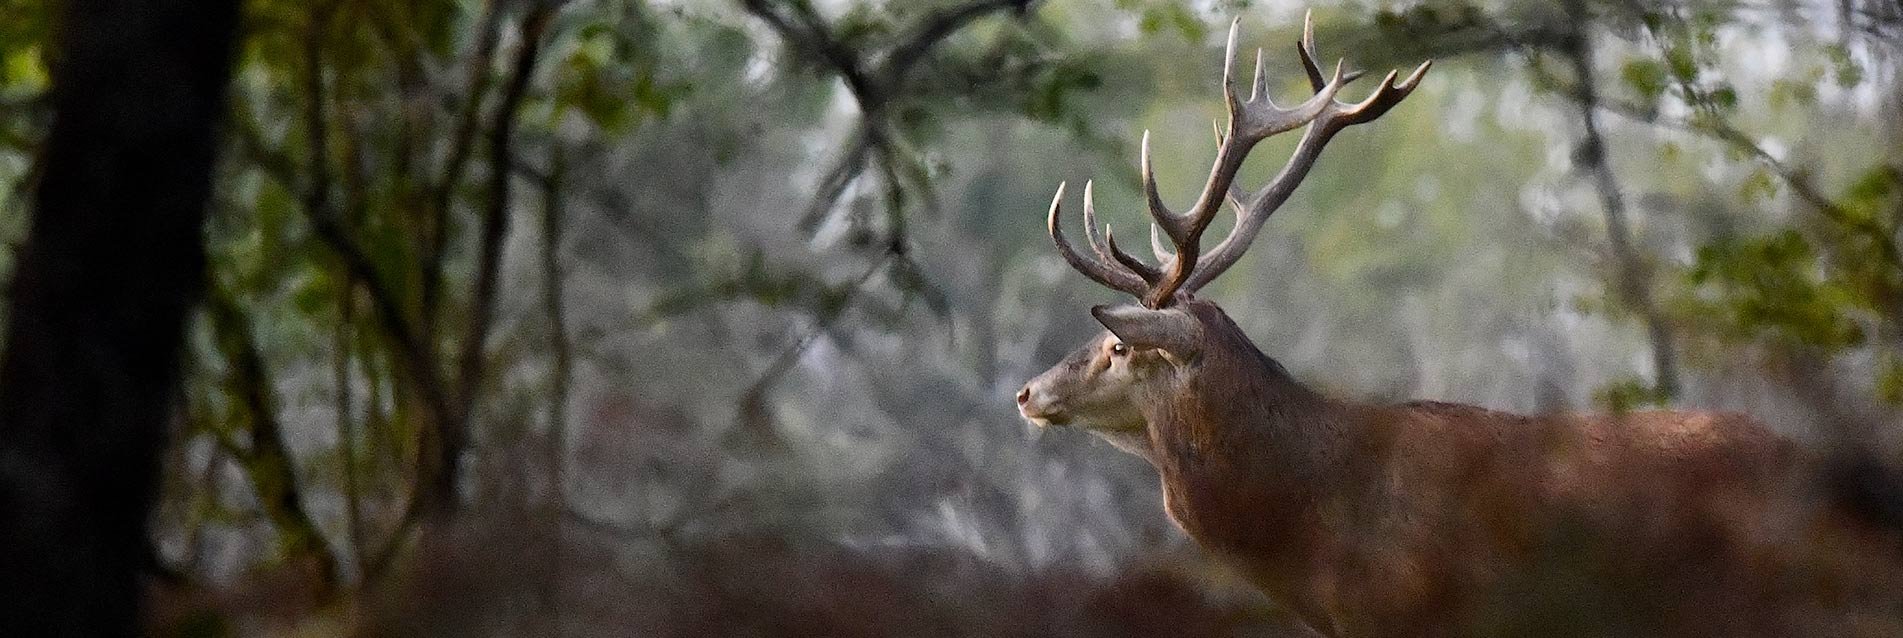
[0,0,1900,636]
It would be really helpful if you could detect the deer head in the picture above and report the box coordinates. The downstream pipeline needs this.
[1015,15,1428,450]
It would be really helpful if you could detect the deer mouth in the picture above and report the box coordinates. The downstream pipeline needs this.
[1020,406,1072,428]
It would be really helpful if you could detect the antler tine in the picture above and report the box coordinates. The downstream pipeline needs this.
[1047,182,1150,296]
[1149,224,1175,265]
[1103,226,1160,284]
[1086,181,1163,283]
[1141,21,1358,308]
[1296,12,1370,88]
[1080,180,1112,260]
[1232,56,1347,144]
[1049,16,1427,306]
[1138,131,1174,230]
[1298,10,1326,90]
[1221,18,1243,115]
[1334,61,1432,126]
[1251,48,1268,103]
[1183,23,1432,293]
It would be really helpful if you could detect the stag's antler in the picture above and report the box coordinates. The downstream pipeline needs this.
[1046,13,1430,308]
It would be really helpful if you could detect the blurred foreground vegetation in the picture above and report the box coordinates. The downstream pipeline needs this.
[0,0,1899,634]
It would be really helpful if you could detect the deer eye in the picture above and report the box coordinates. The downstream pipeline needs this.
[1110,342,1129,356]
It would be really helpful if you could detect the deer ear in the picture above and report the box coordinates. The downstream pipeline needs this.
[1091,304,1202,360]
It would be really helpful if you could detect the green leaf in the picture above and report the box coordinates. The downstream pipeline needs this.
[1739,167,1777,203]
[1708,85,1738,111]
[1767,79,1816,110]
[1825,45,1863,88]
[1845,165,1898,203]
[1878,357,1903,405]
[291,266,333,317]
[1137,4,1204,41]
[1679,231,1867,350]
[1664,46,1697,82]
[1,44,46,92]
[1621,58,1667,100]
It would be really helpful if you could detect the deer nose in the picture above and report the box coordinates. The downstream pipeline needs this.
[1016,386,1032,406]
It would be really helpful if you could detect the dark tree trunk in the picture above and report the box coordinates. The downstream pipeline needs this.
[0,0,239,634]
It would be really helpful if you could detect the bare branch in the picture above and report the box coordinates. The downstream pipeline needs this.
[206,285,341,593]
[1524,49,1903,272]
[879,0,1033,86]
[735,251,894,436]
[738,0,877,103]
[423,0,508,327]
[739,0,1034,237]
[230,110,451,419]
[538,147,572,629]
[433,3,557,517]
[1554,0,1678,399]
[796,123,876,233]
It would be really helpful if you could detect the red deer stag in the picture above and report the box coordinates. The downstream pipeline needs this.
[1015,15,1903,638]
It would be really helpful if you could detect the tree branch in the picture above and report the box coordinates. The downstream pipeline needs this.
[302,0,336,229]
[1557,0,1679,399]
[739,0,1032,237]
[307,216,451,418]
[205,285,342,594]
[795,123,875,233]
[331,280,369,580]
[422,3,556,520]
[734,250,894,438]
[538,144,572,634]
[738,0,878,103]
[423,0,508,328]
[1525,51,1903,272]
[230,114,451,421]
[878,0,1032,86]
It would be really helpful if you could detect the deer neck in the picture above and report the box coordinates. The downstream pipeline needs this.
[1089,427,1161,464]
[1142,329,1354,574]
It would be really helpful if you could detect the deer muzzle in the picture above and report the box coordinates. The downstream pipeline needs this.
[1016,381,1070,427]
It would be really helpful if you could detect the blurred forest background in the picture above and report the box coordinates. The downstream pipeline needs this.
[0,0,1900,635]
